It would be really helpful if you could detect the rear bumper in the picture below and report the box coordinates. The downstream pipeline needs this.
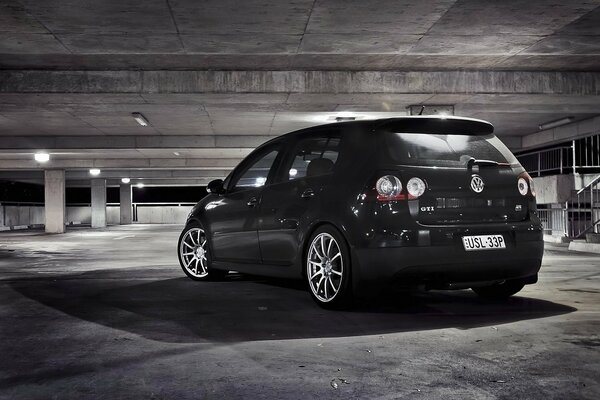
[352,224,543,289]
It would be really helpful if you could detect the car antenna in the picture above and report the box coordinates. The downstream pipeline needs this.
[418,105,425,115]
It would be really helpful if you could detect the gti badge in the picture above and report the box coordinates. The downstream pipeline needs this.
[470,174,484,193]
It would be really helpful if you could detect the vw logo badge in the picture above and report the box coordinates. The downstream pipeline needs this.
[470,175,484,193]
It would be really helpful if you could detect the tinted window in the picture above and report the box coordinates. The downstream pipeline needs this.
[287,136,340,181]
[385,133,518,167]
[231,149,279,189]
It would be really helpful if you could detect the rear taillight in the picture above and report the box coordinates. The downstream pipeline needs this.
[518,172,535,197]
[375,175,426,201]
[376,175,403,201]
[406,177,426,198]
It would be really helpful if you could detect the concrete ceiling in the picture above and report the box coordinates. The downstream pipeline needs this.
[1,0,600,70]
[0,0,599,186]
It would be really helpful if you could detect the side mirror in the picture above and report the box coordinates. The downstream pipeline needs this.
[207,179,225,194]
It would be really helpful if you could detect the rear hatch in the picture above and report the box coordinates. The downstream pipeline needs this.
[382,130,528,225]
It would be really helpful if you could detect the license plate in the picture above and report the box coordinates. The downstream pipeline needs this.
[462,235,505,251]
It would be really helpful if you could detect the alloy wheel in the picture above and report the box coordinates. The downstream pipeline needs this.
[179,227,209,278]
[307,232,343,302]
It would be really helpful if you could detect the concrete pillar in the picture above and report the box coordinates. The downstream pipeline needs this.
[91,179,107,228]
[44,170,65,233]
[119,183,133,225]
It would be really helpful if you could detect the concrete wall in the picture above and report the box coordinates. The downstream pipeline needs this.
[533,175,575,204]
[532,173,599,204]
[1,204,190,228]
[0,205,45,227]
[136,206,191,224]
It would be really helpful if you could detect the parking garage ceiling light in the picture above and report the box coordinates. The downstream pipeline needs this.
[89,168,101,176]
[132,112,149,127]
[121,178,130,184]
[34,152,50,163]
[136,183,145,189]
[538,116,575,131]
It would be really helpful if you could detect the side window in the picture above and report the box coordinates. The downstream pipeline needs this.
[230,148,279,190]
[287,135,340,181]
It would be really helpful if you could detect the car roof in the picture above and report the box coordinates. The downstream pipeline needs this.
[291,115,493,136]
[256,116,495,151]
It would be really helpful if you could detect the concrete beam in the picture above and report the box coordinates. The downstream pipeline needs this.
[0,135,269,149]
[0,158,240,170]
[521,115,600,150]
[498,136,522,150]
[1,70,598,95]
[1,177,215,187]
[0,170,228,180]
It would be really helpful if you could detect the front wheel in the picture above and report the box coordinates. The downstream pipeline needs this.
[178,222,227,281]
[471,279,525,299]
[305,226,353,309]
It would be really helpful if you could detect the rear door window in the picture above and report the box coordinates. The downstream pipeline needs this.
[285,135,341,181]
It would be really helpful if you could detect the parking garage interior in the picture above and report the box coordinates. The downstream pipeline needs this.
[0,1,599,399]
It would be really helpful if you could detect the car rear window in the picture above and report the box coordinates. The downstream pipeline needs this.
[385,133,519,167]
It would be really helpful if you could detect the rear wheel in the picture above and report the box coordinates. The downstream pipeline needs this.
[178,221,227,281]
[305,226,352,309]
[472,279,525,299]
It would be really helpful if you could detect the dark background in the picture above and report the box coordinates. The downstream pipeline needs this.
[0,181,208,204]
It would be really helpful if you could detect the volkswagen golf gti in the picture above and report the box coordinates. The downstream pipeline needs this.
[177,116,543,308]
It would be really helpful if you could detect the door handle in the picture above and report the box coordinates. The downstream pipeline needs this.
[301,188,315,198]
[247,197,259,207]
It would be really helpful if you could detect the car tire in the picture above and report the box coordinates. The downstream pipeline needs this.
[305,225,353,309]
[471,279,525,299]
[177,221,227,281]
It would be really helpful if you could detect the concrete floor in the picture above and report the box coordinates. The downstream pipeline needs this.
[0,225,598,399]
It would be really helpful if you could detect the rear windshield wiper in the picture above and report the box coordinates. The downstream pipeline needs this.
[466,157,511,169]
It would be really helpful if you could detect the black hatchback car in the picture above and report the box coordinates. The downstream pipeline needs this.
[178,116,543,308]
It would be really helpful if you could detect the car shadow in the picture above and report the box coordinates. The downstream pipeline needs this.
[9,268,576,344]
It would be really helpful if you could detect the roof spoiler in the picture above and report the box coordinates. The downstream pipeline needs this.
[373,117,494,136]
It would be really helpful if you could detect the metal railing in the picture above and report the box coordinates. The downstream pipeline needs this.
[538,174,600,239]
[517,146,571,176]
[538,208,568,237]
[569,174,600,238]
[516,133,600,177]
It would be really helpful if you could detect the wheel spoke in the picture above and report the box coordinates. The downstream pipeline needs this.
[320,235,326,258]
[310,268,323,280]
[182,251,194,256]
[183,241,194,249]
[324,277,329,298]
[317,276,325,292]
[326,237,333,257]
[331,269,342,276]
[331,252,341,262]
[327,276,336,293]
[313,243,323,259]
